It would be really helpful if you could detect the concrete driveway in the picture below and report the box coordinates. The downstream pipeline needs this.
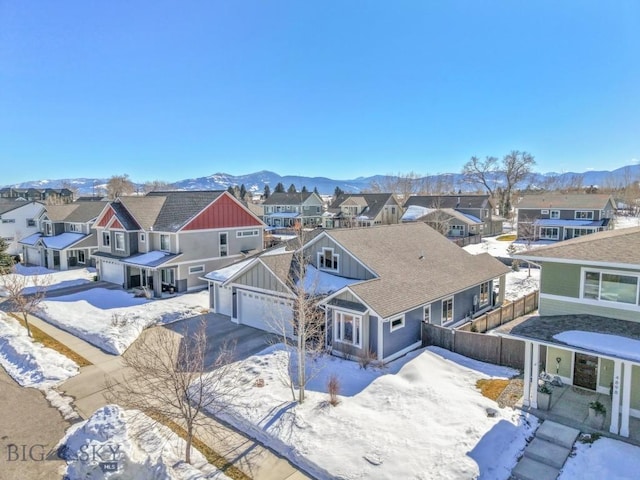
[164,313,279,370]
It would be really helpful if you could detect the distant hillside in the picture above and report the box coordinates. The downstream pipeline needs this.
[4,165,638,196]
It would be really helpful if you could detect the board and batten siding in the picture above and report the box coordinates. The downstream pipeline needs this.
[233,261,290,295]
[306,236,375,280]
[382,306,422,359]
[540,262,581,298]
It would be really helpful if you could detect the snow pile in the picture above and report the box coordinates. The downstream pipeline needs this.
[298,264,360,295]
[0,312,79,388]
[504,268,540,301]
[57,405,228,480]
[205,345,536,480]
[0,265,95,297]
[37,289,208,354]
[558,436,640,480]
[401,205,433,221]
[554,331,640,363]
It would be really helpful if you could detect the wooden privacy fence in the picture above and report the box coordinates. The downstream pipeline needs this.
[422,323,525,370]
[451,234,482,247]
[457,290,539,334]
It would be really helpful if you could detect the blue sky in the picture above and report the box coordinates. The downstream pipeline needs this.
[1,1,638,185]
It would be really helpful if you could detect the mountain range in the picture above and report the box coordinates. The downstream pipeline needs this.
[4,165,639,196]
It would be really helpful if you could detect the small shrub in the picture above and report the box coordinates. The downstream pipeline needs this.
[358,348,377,370]
[470,323,478,333]
[589,400,606,415]
[511,259,520,272]
[327,374,340,406]
[537,382,552,394]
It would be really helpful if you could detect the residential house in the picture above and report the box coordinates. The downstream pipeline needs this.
[93,191,264,298]
[262,192,324,228]
[515,194,616,241]
[204,223,509,363]
[0,200,45,256]
[323,193,403,228]
[19,201,107,269]
[402,207,484,237]
[0,187,74,204]
[504,228,640,437]
[403,195,504,236]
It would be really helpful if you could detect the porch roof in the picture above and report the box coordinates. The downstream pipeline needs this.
[498,314,640,363]
[533,219,607,228]
[41,232,86,250]
[122,250,178,267]
[19,232,42,246]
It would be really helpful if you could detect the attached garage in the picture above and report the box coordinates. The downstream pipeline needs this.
[237,289,293,335]
[216,285,233,317]
[100,260,125,286]
[25,247,42,266]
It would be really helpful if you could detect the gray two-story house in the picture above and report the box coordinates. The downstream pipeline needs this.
[93,191,264,297]
[323,193,403,228]
[515,193,616,241]
[262,192,324,228]
[204,222,509,363]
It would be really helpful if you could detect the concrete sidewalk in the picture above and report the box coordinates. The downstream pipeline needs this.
[25,314,312,480]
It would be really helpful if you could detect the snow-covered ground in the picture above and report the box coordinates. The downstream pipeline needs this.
[558,436,640,480]
[614,215,640,230]
[0,265,96,297]
[37,289,209,354]
[206,344,537,480]
[57,404,229,480]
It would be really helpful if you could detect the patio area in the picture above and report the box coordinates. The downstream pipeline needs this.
[530,384,640,445]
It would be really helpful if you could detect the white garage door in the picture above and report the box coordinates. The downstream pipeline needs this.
[217,285,233,317]
[100,261,124,286]
[25,247,41,266]
[237,290,293,334]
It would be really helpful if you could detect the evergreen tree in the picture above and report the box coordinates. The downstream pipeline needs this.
[287,183,297,193]
[313,186,320,195]
[227,186,236,197]
[263,184,271,199]
[334,186,344,198]
[274,182,285,193]
[239,184,247,199]
[0,237,13,273]
[301,185,308,193]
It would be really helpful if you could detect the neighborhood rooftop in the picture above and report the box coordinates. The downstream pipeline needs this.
[516,193,615,209]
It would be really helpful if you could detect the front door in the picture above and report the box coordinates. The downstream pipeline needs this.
[573,353,598,390]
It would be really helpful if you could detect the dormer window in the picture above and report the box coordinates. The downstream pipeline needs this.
[318,248,339,271]
[114,232,125,251]
[102,231,110,247]
[160,234,170,252]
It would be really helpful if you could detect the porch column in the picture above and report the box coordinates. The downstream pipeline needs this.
[620,361,633,437]
[609,359,622,435]
[530,342,540,409]
[523,341,533,407]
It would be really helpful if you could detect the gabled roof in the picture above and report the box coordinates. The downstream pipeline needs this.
[0,200,43,215]
[259,252,295,288]
[42,204,79,222]
[108,202,143,230]
[146,191,225,231]
[404,195,491,210]
[262,192,318,206]
[515,226,640,266]
[331,193,398,220]
[322,223,510,318]
[516,194,615,210]
[419,208,483,225]
[41,232,87,250]
[43,201,108,223]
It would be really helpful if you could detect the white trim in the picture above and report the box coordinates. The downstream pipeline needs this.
[377,316,384,362]
[188,265,205,275]
[381,340,422,364]
[236,229,260,238]
[523,341,532,407]
[530,342,540,409]
[389,315,405,332]
[620,361,632,437]
[574,210,595,220]
[580,266,640,306]
[441,297,454,324]
[219,232,228,257]
[540,292,640,313]
[159,233,171,252]
[333,310,363,349]
[423,305,431,324]
[227,282,295,300]
[114,232,126,251]
[512,255,640,271]
[549,209,560,219]
[317,247,339,272]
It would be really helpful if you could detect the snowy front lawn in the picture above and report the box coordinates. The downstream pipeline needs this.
[0,265,96,296]
[0,312,78,388]
[558,436,640,480]
[206,345,537,480]
[58,405,229,480]
[37,289,208,354]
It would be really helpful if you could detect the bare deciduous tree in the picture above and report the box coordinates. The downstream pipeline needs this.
[105,321,243,464]
[0,266,50,337]
[368,171,433,201]
[143,180,172,193]
[106,174,135,199]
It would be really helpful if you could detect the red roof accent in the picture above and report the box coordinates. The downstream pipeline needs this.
[109,218,124,229]
[182,193,262,231]
[96,206,116,227]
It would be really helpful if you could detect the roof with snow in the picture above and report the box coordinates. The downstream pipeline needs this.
[402,205,433,222]
[516,193,615,210]
[204,258,255,282]
[41,233,87,250]
[264,212,301,218]
[19,232,42,246]
[533,218,607,227]
[515,226,640,266]
[121,250,177,267]
[298,264,360,296]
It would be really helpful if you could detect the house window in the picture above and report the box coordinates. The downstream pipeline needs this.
[423,305,431,323]
[390,316,405,332]
[480,281,490,306]
[139,233,146,242]
[575,211,594,220]
[318,248,339,271]
[114,232,125,251]
[27,219,36,227]
[219,232,228,257]
[550,210,560,219]
[334,311,362,348]
[539,227,559,240]
[160,234,170,251]
[189,265,205,275]
[236,229,259,237]
[391,207,396,215]
[44,222,52,236]
[77,250,86,264]
[69,223,80,232]
[442,298,453,323]
[541,209,549,214]
[582,270,639,305]
[102,231,111,247]
[161,269,175,285]
[1,218,15,224]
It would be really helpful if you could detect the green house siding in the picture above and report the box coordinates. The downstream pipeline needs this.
[540,297,640,323]
[540,262,580,298]
[546,346,573,379]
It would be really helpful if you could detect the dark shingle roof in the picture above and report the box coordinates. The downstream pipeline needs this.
[516,194,615,210]
[0,200,42,215]
[262,192,315,206]
[110,202,142,230]
[65,201,109,223]
[404,195,491,210]
[331,193,398,219]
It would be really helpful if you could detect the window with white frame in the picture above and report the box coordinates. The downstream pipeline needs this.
[318,248,339,271]
[575,211,594,220]
[390,316,405,332]
[423,305,431,323]
[236,229,259,237]
[26,219,36,227]
[102,231,110,247]
[1,218,15,224]
[139,233,145,242]
[189,265,205,275]
[160,234,170,251]
[334,311,362,348]
[541,209,549,214]
[442,297,453,323]
[583,269,639,305]
[219,232,228,257]
[550,210,560,219]
[539,227,559,240]
[69,223,80,232]
[77,250,86,264]
[480,281,490,306]
[114,232,125,251]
